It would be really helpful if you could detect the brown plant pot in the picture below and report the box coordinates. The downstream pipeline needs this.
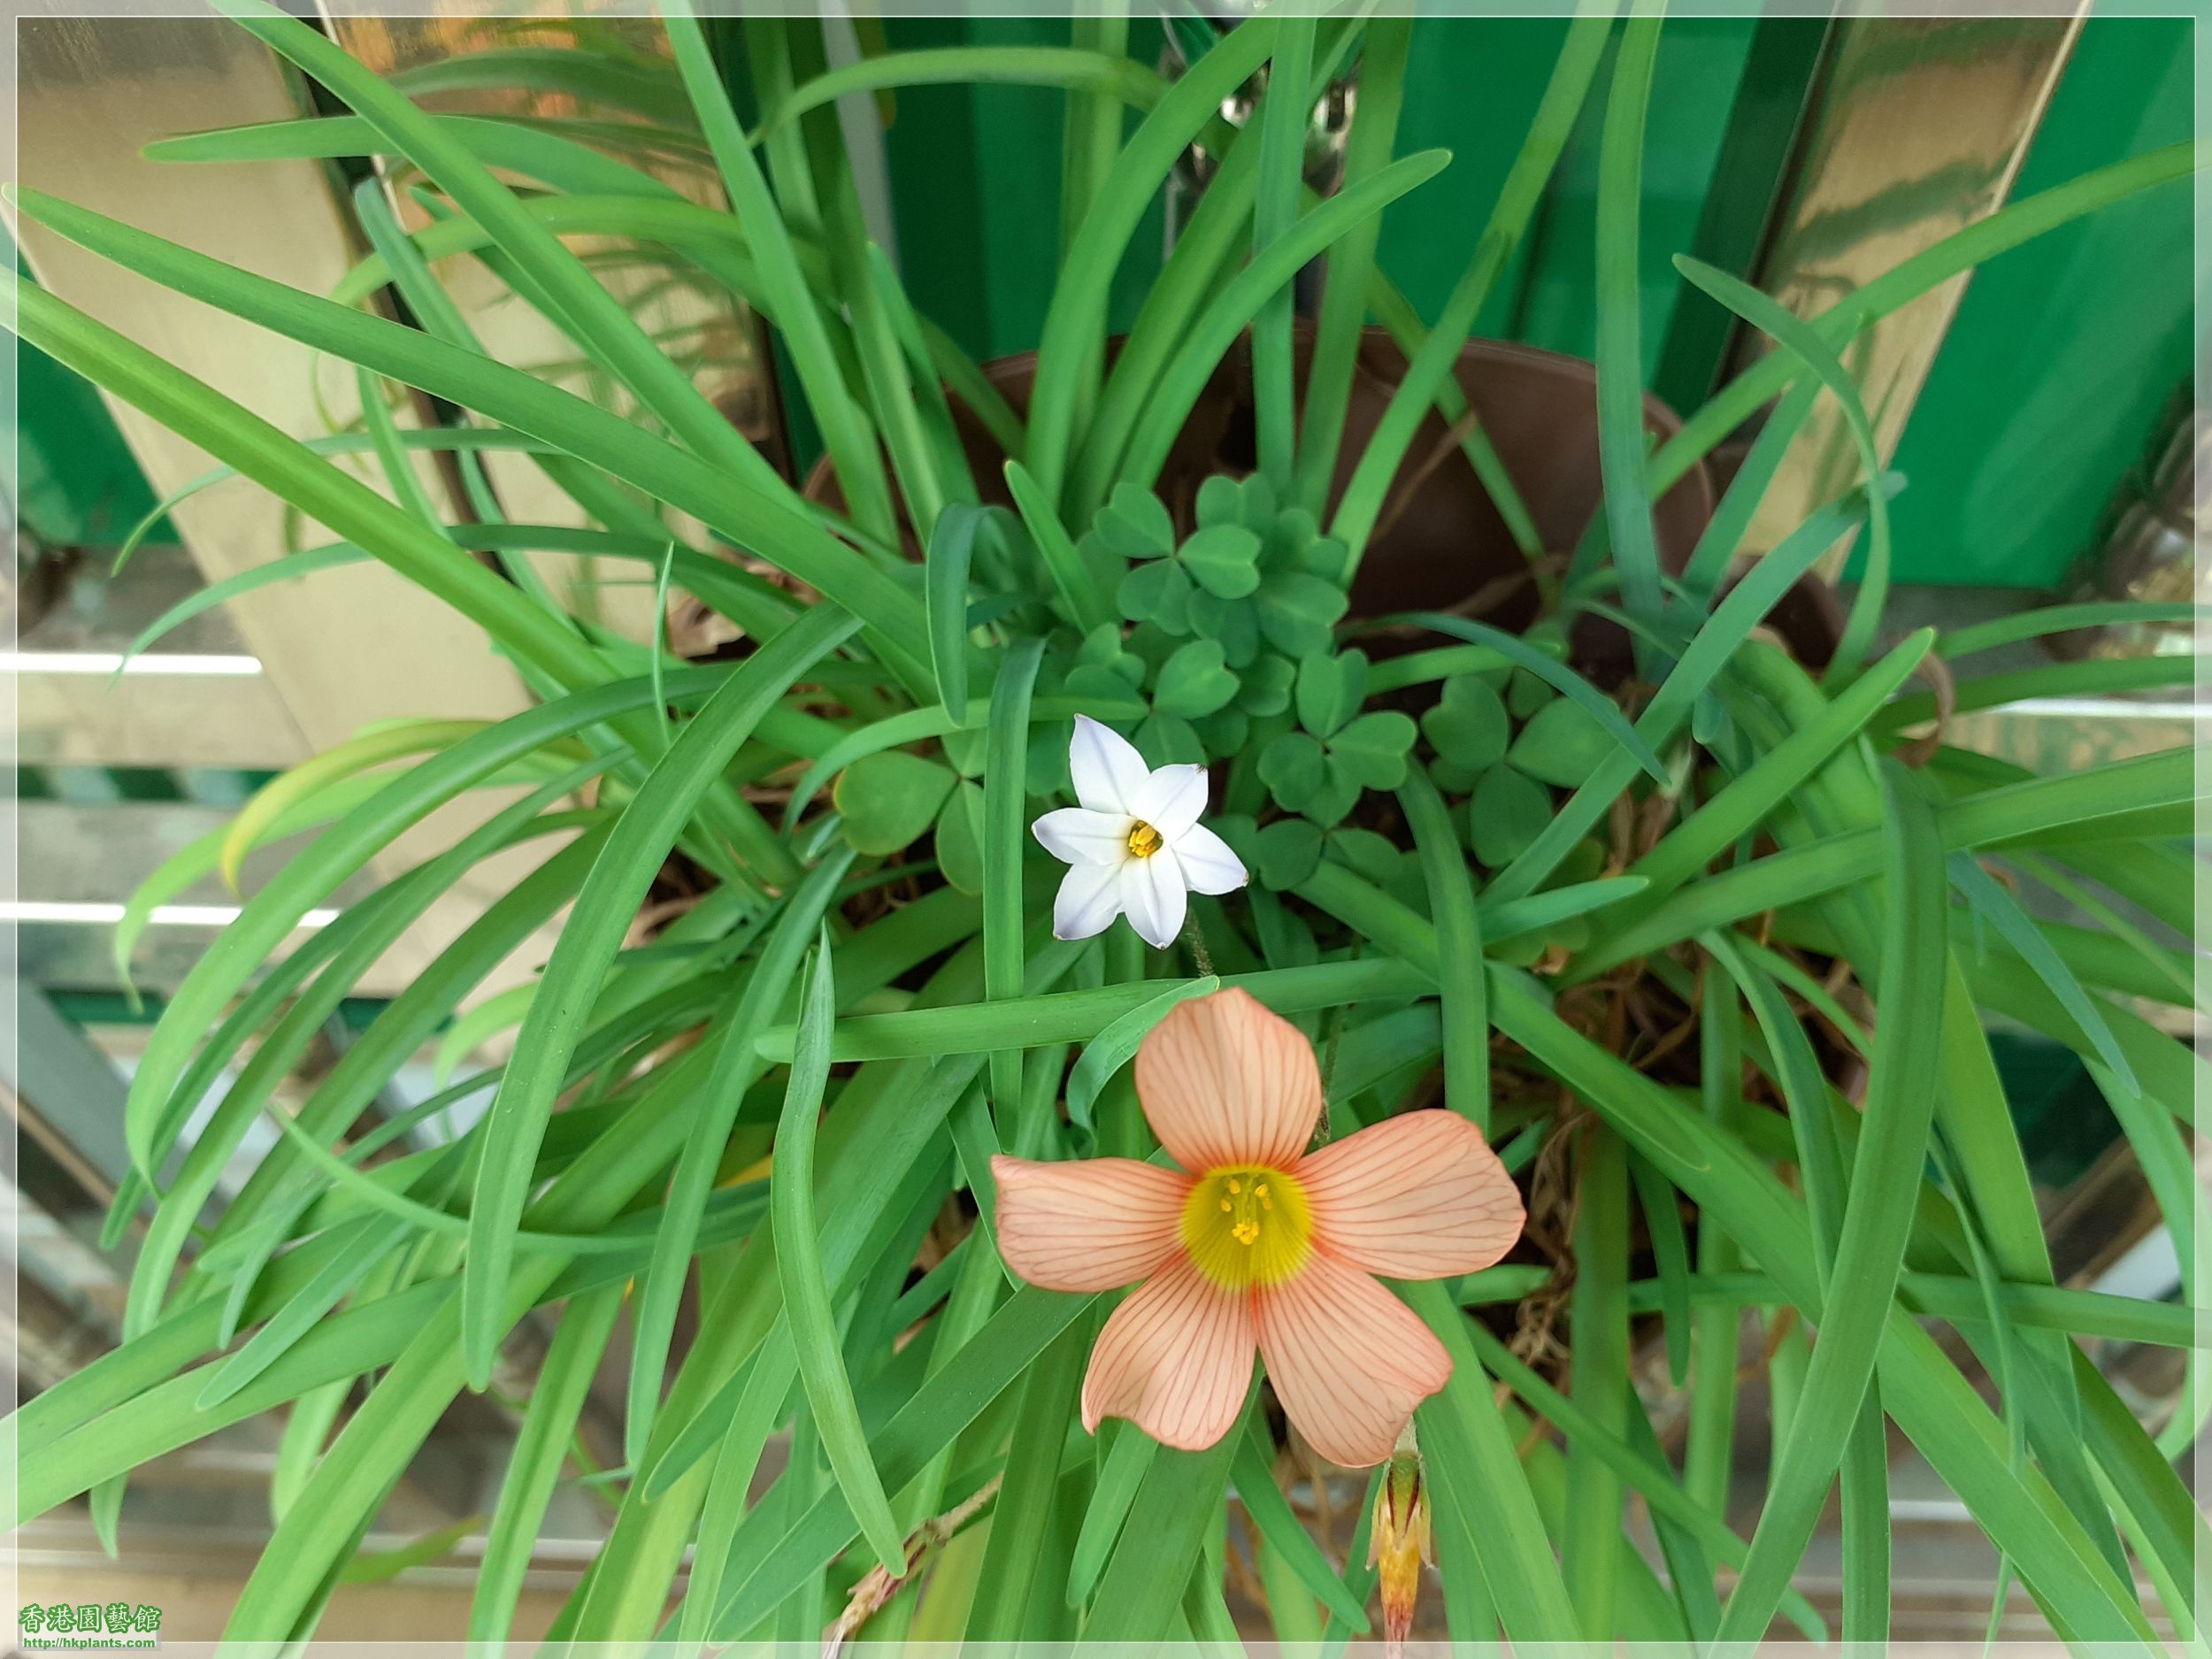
[804,326,1839,670]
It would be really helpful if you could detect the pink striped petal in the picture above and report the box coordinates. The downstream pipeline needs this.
[1133,987,1320,1175]
[1082,1254,1256,1450]
[1256,1253,1450,1468]
[991,1156,1191,1293]
[1300,1110,1526,1279]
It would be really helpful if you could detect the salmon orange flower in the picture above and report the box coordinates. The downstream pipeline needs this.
[990,987,1525,1467]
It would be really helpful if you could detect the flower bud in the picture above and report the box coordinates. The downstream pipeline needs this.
[1368,1424,1432,1659]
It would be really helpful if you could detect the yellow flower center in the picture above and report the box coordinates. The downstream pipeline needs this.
[1180,1165,1313,1290]
[1126,819,1164,858]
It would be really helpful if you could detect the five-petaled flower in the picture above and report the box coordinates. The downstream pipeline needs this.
[1032,715,1248,950]
[991,987,1525,1466]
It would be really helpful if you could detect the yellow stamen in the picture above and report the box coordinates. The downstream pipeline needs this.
[1126,819,1164,858]
[1180,1164,1313,1289]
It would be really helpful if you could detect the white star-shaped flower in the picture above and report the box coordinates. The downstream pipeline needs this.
[1033,715,1249,949]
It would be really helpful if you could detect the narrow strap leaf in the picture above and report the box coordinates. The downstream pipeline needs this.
[1674,254,1895,682]
[1713,766,1947,1641]
[1025,16,1281,505]
[983,639,1048,1124]
[772,929,909,1573]
[468,1283,623,1647]
[1333,0,1613,557]
[1118,150,1455,492]
[625,847,856,1466]
[1655,140,2196,497]
[1590,4,1665,623]
[1230,1417,1371,1631]
[926,503,987,725]
[462,606,860,1387]
[1064,974,1218,1135]
[1296,15,1411,511]
[1248,16,1316,490]
[1398,768,1488,1127]
[1004,457,1114,634]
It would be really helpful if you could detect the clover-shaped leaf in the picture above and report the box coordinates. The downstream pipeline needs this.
[934,780,987,896]
[1431,758,1479,795]
[1255,572,1348,657]
[1093,484,1176,562]
[1258,731,1326,810]
[941,726,986,777]
[1123,621,1184,675]
[1327,710,1417,790]
[1075,621,1146,687]
[1508,665,1558,718]
[1300,534,1353,584]
[1134,711,1206,766]
[1421,674,1509,771]
[1179,524,1263,599]
[1063,663,1144,705]
[1254,816,1325,890]
[1507,695,1614,787]
[1194,705,1251,760]
[1236,653,1297,717]
[1233,472,1279,534]
[1325,826,1402,889]
[1466,764,1551,867]
[1259,730,1362,826]
[836,751,959,856]
[1153,639,1240,720]
[1187,588,1261,666]
[1195,473,1243,529]
[1118,558,1194,633]
[1295,649,1370,740]
[1258,503,1317,565]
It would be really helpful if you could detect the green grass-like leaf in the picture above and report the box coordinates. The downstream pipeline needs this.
[773,930,910,1572]
[1025,17,1280,506]
[1713,768,1947,1640]
[464,607,859,1386]
[985,640,1048,1123]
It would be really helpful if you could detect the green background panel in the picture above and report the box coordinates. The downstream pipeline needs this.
[13,18,2193,595]
[1876,17,2195,588]
[12,233,174,549]
[879,15,1169,365]
[1449,18,1757,376]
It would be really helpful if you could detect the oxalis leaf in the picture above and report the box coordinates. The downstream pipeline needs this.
[1371,611,1670,783]
[1295,648,1368,740]
[1179,523,1263,598]
[1422,674,1509,772]
[1153,639,1240,719]
[1255,570,1349,657]
[835,750,959,856]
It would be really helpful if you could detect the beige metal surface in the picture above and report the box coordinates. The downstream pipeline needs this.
[1741,15,2085,565]
[14,16,536,755]
[323,10,774,649]
[13,16,560,995]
